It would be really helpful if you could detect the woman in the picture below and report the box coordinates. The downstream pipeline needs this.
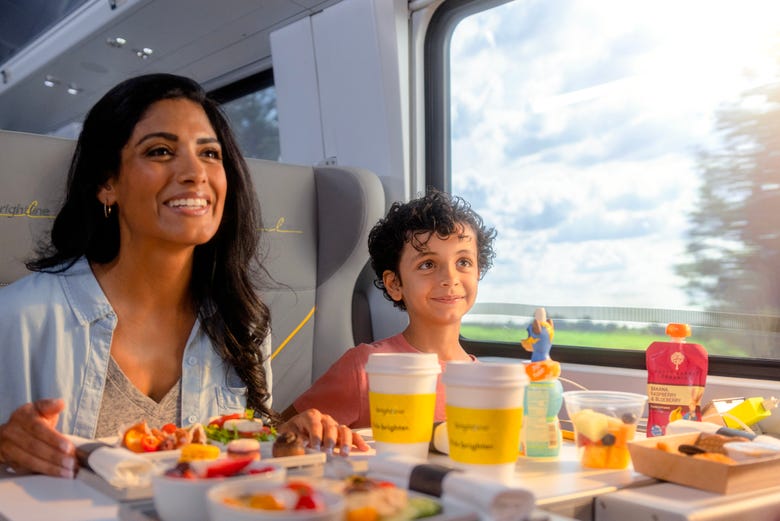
[0,73,366,478]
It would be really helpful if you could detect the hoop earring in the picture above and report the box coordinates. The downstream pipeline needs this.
[104,203,112,219]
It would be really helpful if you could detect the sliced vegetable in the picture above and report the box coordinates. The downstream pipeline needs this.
[294,494,321,510]
[123,421,152,453]
[198,455,255,478]
[208,413,243,429]
[407,496,443,518]
[205,411,276,444]
[141,434,161,452]
[161,423,178,434]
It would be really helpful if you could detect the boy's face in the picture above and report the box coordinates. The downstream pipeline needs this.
[383,224,480,328]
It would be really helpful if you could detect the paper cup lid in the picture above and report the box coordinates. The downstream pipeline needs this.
[365,352,441,375]
[443,360,528,388]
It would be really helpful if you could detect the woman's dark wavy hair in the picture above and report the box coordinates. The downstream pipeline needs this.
[368,188,497,310]
[27,73,277,424]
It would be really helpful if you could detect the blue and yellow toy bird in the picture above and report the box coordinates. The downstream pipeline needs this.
[521,307,554,362]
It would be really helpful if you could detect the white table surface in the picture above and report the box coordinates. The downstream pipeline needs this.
[0,441,643,521]
[0,473,119,521]
[594,482,780,521]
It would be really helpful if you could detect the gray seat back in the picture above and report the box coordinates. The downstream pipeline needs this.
[0,131,72,285]
[248,158,385,408]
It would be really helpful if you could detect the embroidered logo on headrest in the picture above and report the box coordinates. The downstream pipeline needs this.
[0,201,54,219]
[261,217,303,234]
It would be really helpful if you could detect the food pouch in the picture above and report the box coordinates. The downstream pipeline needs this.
[646,323,708,437]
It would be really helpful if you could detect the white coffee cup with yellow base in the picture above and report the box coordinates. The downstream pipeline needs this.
[366,352,441,460]
[443,361,528,483]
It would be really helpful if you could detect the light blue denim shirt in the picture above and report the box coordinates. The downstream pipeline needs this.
[0,257,272,438]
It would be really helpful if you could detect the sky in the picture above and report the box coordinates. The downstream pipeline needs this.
[449,0,780,312]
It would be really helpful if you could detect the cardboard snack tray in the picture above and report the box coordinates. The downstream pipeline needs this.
[628,432,780,494]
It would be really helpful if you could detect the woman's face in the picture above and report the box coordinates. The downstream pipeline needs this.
[98,98,227,254]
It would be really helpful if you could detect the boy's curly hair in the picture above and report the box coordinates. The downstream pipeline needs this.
[368,188,497,310]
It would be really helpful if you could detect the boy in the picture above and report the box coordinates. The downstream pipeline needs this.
[282,189,497,432]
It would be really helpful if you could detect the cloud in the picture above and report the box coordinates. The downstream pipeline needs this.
[449,0,777,310]
[501,199,569,232]
[552,213,654,243]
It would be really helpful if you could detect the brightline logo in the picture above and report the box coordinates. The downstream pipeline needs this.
[0,201,55,219]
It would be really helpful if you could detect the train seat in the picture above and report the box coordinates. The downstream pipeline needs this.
[0,129,385,410]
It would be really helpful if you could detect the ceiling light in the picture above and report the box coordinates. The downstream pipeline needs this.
[44,75,60,88]
[134,47,153,59]
[106,36,127,48]
[67,84,82,95]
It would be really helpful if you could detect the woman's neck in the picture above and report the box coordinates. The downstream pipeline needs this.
[91,247,195,314]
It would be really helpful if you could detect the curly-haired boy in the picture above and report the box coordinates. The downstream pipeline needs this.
[282,189,497,444]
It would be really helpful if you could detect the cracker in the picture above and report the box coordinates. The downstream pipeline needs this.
[694,432,750,454]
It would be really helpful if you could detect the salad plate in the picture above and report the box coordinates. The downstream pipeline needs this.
[78,446,326,501]
[118,476,480,521]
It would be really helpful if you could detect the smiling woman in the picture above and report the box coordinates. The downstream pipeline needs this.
[92,97,229,406]
[0,73,366,479]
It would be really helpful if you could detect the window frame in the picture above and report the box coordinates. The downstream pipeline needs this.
[209,67,280,161]
[423,0,780,381]
[209,68,275,104]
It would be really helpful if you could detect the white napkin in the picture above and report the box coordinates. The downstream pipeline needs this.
[368,454,535,521]
[67,435,156,488]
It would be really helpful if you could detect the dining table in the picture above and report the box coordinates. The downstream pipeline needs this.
[0,438,653,521]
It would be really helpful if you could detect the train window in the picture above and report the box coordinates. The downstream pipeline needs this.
[0,0,90,65]
[210,69,280,161]
[426,0,780,368]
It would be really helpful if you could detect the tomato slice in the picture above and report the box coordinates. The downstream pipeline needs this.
[161,423,177,434]
[286,480,314,496]
[208,413,243,429]
[247,465,276,475]
[140,434,161,452]
[294,493,322,510]
[202,456,254,478]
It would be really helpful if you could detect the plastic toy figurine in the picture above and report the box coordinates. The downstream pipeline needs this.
[520,307,563,457]
[521,307,555,362]
[521,308,560,381]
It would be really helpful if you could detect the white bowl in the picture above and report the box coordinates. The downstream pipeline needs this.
[207,479,345,521]
[152,462,285,521]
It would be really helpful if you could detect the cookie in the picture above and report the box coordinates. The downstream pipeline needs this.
[272,431,306,458]
[694,432,750,454]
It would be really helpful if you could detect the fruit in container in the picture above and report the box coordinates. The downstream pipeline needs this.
[571,409,609,441]
[572,409,638,469]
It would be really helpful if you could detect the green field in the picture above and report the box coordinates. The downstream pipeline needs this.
[460,324,747,356]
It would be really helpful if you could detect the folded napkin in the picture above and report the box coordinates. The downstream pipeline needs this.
[67,435,156,488]
[368,454,535,521]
